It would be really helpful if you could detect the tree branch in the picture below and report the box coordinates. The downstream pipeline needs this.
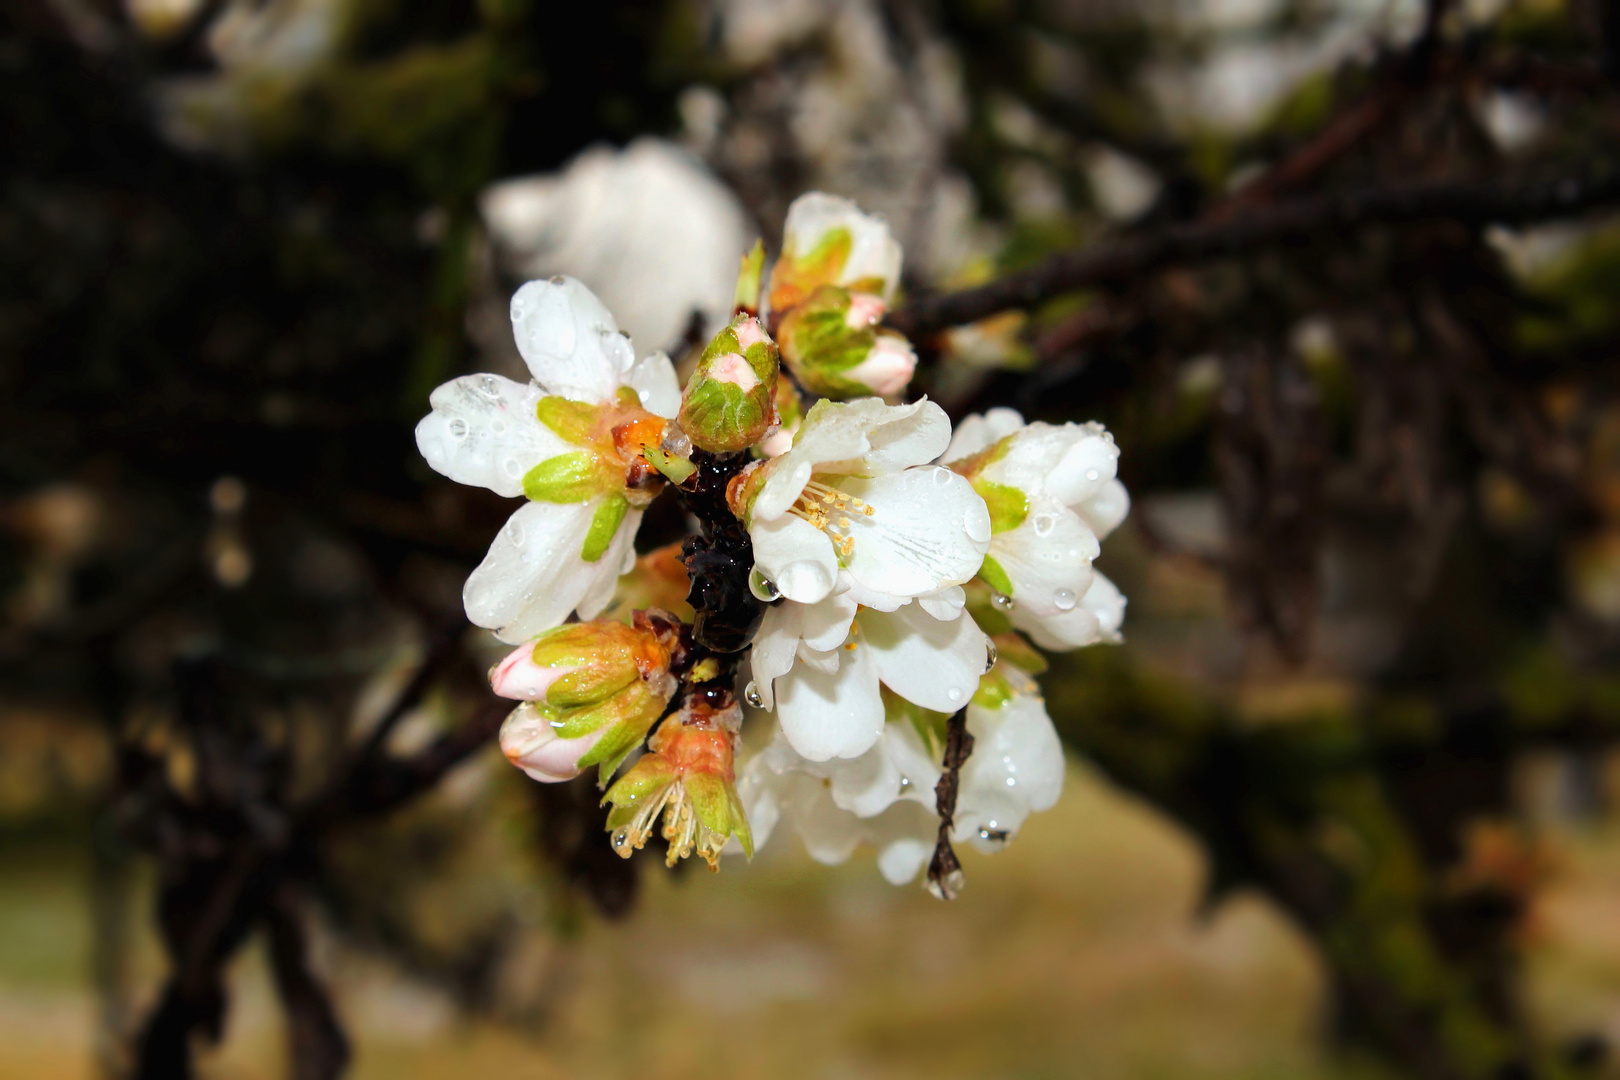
[888,167,1620,338]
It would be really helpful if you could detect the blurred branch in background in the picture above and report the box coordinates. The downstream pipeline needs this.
[8,0,1620,1078]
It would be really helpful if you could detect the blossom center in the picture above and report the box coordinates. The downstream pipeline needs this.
[789,479,874,559]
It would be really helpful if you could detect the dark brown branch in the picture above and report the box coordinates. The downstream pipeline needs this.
[925,709,974,901]
[888,167,1620,338]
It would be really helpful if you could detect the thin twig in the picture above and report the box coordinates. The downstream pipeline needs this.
[926,709,974,901]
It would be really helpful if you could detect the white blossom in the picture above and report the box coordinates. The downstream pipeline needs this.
[750,576,987,760]
[415,276,678,643]
[941,407,1129,649]
[739,397,991,609]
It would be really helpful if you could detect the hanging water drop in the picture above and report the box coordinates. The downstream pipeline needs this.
[932,467,951,486]
[447,418,468,438]
[610,827,633,856]
[748,567,781,602]
[983,638,998,672]
[948,686,964,703]
[1033,513,1056,537]
[743,681,764,708]
[479,374,500,398]
[991,591,1015,611]
[925,868,965,901]
[1053,587,1077,611]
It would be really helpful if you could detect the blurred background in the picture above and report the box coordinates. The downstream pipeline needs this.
[8,0,1620,1077]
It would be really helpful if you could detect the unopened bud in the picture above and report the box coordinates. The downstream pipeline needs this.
[766,192,902,316]
[492,612,684,782]
[677,315,780,454]
[775,285,917,399]
[757,377,804,458]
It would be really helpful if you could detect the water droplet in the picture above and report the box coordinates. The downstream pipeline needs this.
[491,417,508,434]
[510,296,528,319]
[983,638,998,672]
[504,458,523,477]
[899,776,912,789]
[1085,468,1100,482]
[991,591,1015,611]
[610,827,633,856]
[744,681,764,708]
[1053,588,1077,611]
[947,686,964,703]
[748,567,781,602]
[1005,777,1018,787]
[549,275,567,285]
[1033,513,1056,537]
[977,825,1010,849]
[925,868,965,901]
[479,375,500,398]
[964,511,990,543]
[447,418,468,438]
[932,467,951,486]
[507,521,526,545]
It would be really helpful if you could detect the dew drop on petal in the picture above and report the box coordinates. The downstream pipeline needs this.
[1033,513,1056,537]
[1085,468,1100,482]
[447,418,468,439]
[1005,777,1018,787]
[1053,588,1077,611]
[549,275,567,286]
[932,467,951,487]
[991,591,1015,611]
[964,512,990,544]
[748,567,781,602]
[983,638,998,672]
[491,417,508,434]
[744,681,764,708]
[507,520,526,546]
[947,686,964,703]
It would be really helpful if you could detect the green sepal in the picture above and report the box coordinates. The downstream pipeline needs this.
[775,285,888,399]
[523,452,613,503]
[973,479,1029,534]
[641,445,697,485]
[973,669,1015,711]
[534,396,602,444]
[734,239,764,314]
[602,753,677,827]
[581,495,629,562]
[978,555,1015,598]
[545,662,639,709]
[769,227,854,312]
[684,773,753,859]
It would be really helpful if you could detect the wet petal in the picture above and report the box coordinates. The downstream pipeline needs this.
[509,276,635,403]
[839,467,991,600]
[415,374,564,498]
[628,350,680,418]
[776,634,885,760]
[863,602,987,714]
[462,501,601,643]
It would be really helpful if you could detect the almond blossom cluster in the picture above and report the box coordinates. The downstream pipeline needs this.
[415,192,1127,896]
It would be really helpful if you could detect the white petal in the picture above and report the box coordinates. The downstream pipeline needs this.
[628,350,680,418]
[791,778,864,864]
[991,502,1098,617]
[1083,570,1127,642]
[509,276,635,403]
[1048,428,1121,508]
[463,501,600,643]
[839,468,991,600]
[736,753,785,851]
[1013,602,1102,651]
[940,407,1024,465]
[750,591,857,708]
[863,603,987,713]
[954,693,1065,847]
[575,508,642,619]
[751,514,838,603]
[825,735,904,818]
[918,585,966,621]
[1076,478,1130,541]
[776,634,885,760]
[818,399,950,477]
[875,832,934,885]
[415,374,564,498]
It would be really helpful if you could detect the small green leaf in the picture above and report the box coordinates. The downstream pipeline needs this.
[581,495,629,562]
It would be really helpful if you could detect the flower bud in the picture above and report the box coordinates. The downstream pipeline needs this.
[677,315,780,454]
[757,377,804,458]
[601,694,752,868]
[767,192,902,316]
[492,612,685,782]
[775,284,917,399]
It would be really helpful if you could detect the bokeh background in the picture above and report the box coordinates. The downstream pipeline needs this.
[8,0,1620,1077]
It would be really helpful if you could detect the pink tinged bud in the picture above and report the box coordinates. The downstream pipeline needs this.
[759,427,795,457]
[500,705,607,782]
[709,352,761,392]
[844,292,887,329]
[489,643,577,701]
[845,334,917,396]
[732,316,769,350]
